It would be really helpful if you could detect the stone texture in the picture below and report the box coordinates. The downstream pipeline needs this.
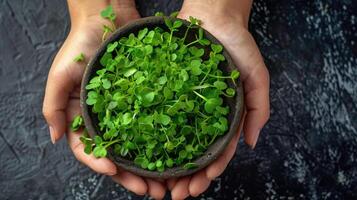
[0,0,356,199]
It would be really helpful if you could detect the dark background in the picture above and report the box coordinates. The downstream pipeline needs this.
[0,0,356,199]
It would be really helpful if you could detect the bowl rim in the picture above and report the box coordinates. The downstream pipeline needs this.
[80,16,244,179]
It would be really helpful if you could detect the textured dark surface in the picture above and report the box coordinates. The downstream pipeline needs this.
[0,0,356,199]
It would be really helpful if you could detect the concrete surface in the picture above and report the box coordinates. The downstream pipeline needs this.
[0,0,356,199]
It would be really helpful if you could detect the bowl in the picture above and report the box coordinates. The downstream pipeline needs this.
[80,16,244,179]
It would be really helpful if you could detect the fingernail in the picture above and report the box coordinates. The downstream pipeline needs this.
[49,126,56,144]
[250,129,260,149]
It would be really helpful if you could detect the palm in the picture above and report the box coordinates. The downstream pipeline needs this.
[43,8,163,195]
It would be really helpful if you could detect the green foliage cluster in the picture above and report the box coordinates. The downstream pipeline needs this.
[73,9,240,172]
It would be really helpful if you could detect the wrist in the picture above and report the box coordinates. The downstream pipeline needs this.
[67,0,137,28]
[180,0,252,28]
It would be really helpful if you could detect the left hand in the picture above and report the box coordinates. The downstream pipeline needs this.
[43,1,167,199]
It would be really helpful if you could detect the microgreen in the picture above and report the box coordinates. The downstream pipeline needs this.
[77,12,241,172]
[70,115,84,132]
[73,53,85,62]
[100,5,117,41]
[100,5,116,27]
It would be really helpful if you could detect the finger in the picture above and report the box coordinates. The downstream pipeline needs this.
[112,171,148,195]
[146,178,166,200]
[189,170,211,197]
[243,66,270,148]
[171,176,191,200]
[66,99,117,175]
[167,178,178,191]
[206,130,240,180]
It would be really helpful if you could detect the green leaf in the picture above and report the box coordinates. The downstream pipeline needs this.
[100,5,116,21]
[163,87,173,99]
[136,76,145,84]
[108,101,117,110]
[94,135,103,145]
[158,76,168,85]
[216,106,229,115]
[173,20,183,29]
[183,162,198,169]
[73,53,85,62]
[134,156,149,169]
[125,141,135,150]
[204,98,222,113]
[100,52,112,66]
[120,147,129,157]
[231,70,240,79]
[123,68,137,77]
[166,158,174,168]
[179,69,189,81]
[213,81,227,90]
[199,39,211,46]
[198,28,204,40]
[138,28,149,40]
[156,160,163,168]
[189,16,199,25]
[107,42,118,53]
[144,45,153,55]
[154,12,165,17]
[156,113,171,125]
[102,78,111,89]
[190,60,202,75]
[164,141,175,151]
[86,91,98,105]
[148,162,156,170]
[138,115,153,126]
[211,44,223,53]
[185,100,195,112]
[179,150,188,159]
[122,112,133,125]
[143,91,155,103]
[180,125,192,135]
[170,11,179,18]
[226,88,236,97]
[70,115,84,132]
[189,47,204,57]
[164,18,172,29]
[93,146,107,158]
[171,53,177,61]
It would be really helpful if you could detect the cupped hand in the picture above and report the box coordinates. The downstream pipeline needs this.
[42,4,167,199]
[168,2,270,199]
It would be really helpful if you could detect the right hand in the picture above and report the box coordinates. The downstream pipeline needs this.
[42,4,166,199]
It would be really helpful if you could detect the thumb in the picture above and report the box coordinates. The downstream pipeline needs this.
[243,66,270,148]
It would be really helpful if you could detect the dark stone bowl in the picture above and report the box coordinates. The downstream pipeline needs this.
[80,16,244,179]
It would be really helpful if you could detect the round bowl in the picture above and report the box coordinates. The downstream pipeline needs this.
[80,16,244,179]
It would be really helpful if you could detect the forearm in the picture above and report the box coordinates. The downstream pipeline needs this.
[181,0,253,27]
[67,0,136,27]
[67,0,109,26]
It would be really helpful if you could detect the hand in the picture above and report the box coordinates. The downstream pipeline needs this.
[168,0,270,199]
[43,1,167,198]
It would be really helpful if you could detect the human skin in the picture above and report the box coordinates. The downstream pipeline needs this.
[42,0,269,199]
[167,0,270,199]
[43,0,166,198]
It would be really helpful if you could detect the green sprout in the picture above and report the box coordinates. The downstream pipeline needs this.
[73,12,240,172]
[73,53,85,62]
